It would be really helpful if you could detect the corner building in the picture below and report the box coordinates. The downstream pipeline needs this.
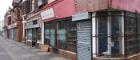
[21,0,140,60]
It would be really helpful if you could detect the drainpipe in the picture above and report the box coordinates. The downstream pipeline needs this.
[22,15,26,43]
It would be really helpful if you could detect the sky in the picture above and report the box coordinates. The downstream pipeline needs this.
[0,0,12,21]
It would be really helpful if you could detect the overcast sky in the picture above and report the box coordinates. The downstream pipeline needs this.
[0,0,12,21]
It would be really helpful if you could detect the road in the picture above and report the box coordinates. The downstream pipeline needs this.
[0,36,69,60]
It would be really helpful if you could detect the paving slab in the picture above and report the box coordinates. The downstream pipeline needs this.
[0,36,70,60]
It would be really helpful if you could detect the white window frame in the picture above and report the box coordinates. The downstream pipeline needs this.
[92,13,96,57]
[94,11,125,56]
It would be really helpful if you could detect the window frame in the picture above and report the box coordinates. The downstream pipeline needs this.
[96,11,125,57]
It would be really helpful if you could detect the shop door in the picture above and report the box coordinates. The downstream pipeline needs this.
[32,28,37,46]
[77,21,92,60]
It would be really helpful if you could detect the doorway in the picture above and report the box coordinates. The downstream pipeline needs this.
[77,21,92,60]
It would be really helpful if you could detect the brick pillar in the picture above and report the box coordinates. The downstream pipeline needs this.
[16,21,23,42]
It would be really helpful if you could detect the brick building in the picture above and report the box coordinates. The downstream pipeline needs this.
[3,0,23,42]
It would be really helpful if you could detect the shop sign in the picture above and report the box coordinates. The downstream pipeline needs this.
[72,12,89,21]
[25,20,41,29]
[8,23,17,29]
[26,12,40,20]
[25,24,40,29]
[41,8,55,20]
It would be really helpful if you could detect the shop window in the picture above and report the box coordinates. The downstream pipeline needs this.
[36,28,41,40]
[65,21,77,52]
[111,16,123,56]
[31,28,41,41]
[57,20,77,52]
[44,22,56,47]
[125,12,138,55]
[97,15,108,56]
[44,23,51,45]
[13,28,16,40]
[50,23,56,47]
[26,29,32,40]
[57,21,67,49]
[33,20,37,25]
[96,11,124,57]
[44,19,77,52]
[137,14,140,52]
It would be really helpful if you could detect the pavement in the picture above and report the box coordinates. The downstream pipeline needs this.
[0,36,70,60]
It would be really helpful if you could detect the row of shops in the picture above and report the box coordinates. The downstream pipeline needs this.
[3,21,22,42]
[3,0,140,60]
[23,10,140,60]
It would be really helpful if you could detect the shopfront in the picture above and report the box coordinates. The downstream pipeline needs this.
[25,20,42,47]
[94,11,124,57]
[7,23,17,41]
[43,10,140,60]
[72,11,125,60]
[9,28,16,40]
[72,12,92,60]
[85,11,140,60]
[24,9,43,47]
[40,0,76,59]
[44,18,77,52]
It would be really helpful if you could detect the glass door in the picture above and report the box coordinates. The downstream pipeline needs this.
[32,28,37,46]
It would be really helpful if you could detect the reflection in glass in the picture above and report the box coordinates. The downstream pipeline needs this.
[98,16,108,56]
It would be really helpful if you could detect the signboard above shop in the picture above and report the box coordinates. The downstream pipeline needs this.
[72,12,90,21]
[41,8,55,20]
[8,23,17,29]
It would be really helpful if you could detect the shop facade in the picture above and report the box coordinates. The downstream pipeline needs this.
[72,10,140,60]
[25,12,42,47]
[17,0,140,60]
[44,18,77,52]
[40,0,77,59]
[72,0,140,60]
[8,28,17,40]
[3,0,23,42]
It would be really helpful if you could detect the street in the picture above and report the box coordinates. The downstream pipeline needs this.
[0,36,69,60]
